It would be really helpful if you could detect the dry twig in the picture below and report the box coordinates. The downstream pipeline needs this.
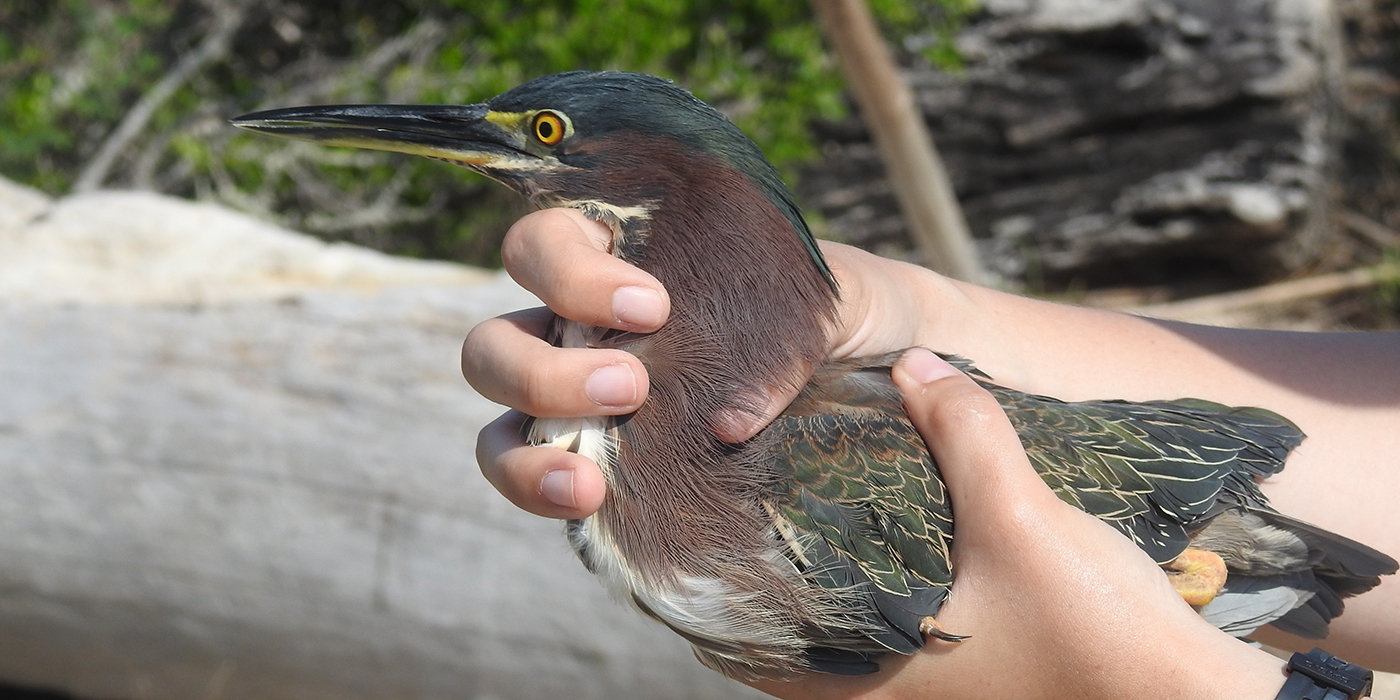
[73,0,254,192]
[1132,264,1400,323]
[1339,209,1400,250]
[809,0,986,283]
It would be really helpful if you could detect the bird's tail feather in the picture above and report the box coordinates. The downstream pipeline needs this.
[1249,508,1399,582]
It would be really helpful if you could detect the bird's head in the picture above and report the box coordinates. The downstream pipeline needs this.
[232,71,835,289]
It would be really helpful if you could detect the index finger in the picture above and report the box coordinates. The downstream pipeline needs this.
[503,208,670,333]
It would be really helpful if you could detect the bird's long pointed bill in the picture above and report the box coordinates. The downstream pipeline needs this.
[230,103,516,166]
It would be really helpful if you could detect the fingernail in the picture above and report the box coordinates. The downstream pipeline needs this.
[711,391,773,442]
[586,363,638,407]
[903,348,960,384]
[540,470,576,509]
[612,286,666,330]
[712,408,761,443]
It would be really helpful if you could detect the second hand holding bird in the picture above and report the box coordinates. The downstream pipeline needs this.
[755,350,1288,700]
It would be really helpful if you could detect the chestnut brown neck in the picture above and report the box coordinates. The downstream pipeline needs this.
[558,134,838,580]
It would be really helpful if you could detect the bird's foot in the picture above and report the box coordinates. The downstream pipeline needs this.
[918,616,970,643]
[1165,548,1227,607]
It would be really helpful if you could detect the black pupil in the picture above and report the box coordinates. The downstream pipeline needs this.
[538,119,554,140]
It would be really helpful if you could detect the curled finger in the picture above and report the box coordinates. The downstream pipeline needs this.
[476,410,608,519]
[502,209,670,332]
[463,307,650,417]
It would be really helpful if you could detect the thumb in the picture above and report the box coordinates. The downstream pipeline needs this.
[711,382,802,443]
[891,349,1060,521]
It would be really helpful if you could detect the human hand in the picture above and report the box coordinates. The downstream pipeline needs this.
[465,208,663,518]
[747,349,1287,700]
[465,207,950,519]
[465,210,1295,698]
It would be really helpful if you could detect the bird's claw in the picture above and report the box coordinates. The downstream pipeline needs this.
[919,616,970,643]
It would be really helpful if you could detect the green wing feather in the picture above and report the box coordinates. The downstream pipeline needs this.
[767,364,954,596]
[754,361,954,669]
[995,385,1302,563]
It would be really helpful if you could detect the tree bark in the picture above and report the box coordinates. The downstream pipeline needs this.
[801,0,1368,287]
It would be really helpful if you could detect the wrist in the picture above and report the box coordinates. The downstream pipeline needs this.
[877,257,982,356]
[1227,646,1291,700]
[1178,637,1287,700]
[1099,624,1286,700]
[905,269,1017,381]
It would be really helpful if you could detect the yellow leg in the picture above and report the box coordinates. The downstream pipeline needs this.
[1165,548,1228,607]
[919,616,970,643]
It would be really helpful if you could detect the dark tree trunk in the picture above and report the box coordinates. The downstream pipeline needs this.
[800,0,1398,288]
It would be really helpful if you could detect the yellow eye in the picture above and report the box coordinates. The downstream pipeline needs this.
[533,111,565,145]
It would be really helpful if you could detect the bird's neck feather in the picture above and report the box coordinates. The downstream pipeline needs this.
[564,136,838,580]
[601,136,837,407]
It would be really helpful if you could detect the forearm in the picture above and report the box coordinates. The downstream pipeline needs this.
[933,274,1400,407]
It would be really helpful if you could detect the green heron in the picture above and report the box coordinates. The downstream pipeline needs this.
[233,71,1396,680]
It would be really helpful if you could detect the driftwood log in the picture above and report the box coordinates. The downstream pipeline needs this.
[0,178,763,700]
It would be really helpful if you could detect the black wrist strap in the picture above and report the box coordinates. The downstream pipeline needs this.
[1275,648,1373,700]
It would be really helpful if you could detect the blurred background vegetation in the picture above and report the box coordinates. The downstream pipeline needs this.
[0,0,972,267]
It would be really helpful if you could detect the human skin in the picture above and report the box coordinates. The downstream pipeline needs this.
[464,208,1400,681]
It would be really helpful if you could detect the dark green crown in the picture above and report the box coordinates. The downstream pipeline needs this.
[496,71,835,289]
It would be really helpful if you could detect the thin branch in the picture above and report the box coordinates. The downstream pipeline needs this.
[809,0,987,283]
[258,18,446,110]
[1131,264,1400,322]
[305,167,446,233]
[1338,209,1400,250]
[72,0,253,193]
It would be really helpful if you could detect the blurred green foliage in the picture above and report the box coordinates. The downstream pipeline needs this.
[0,0,178,192]
[0,0,973,266]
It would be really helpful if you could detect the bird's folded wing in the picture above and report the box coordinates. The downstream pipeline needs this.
[993,385,1305,564]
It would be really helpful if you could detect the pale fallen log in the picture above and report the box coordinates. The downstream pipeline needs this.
[0,178,761,700]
